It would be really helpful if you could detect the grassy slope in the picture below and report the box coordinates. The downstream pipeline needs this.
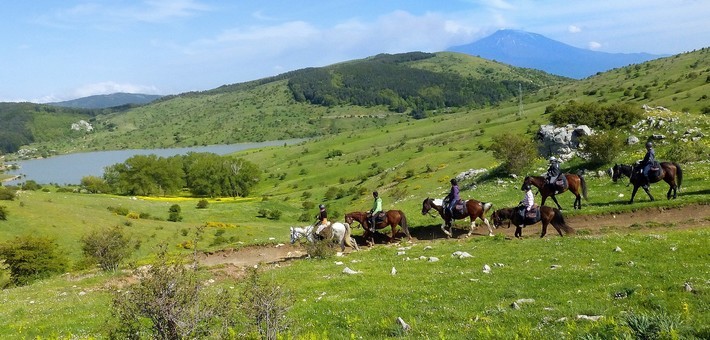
[0,49,709,338]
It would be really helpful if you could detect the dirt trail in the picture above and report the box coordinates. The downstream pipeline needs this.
[200,204,710,277]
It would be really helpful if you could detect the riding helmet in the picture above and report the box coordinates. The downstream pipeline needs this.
[549,156,557,162]
[645,141,653,148]
[319,204,325,209]
[521,183,531,191]
[450,178,458,185]
[372,191,379,197]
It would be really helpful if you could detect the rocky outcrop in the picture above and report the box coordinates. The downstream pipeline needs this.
[537,124,594,161]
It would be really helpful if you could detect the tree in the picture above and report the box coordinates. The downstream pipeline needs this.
[0,235,68,286]
[80,175,110,193]
[81,226,132,271]
[488,133,537,175]
[168,204,182,222]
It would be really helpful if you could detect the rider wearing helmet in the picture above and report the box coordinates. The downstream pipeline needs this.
[641,141,655,187]
[546,156,562,193]
[368,191,382,233]
[445,178,460,217]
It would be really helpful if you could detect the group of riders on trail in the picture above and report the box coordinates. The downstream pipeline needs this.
[307,141,661,241]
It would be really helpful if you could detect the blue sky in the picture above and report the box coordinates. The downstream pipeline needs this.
[2,0,708,103]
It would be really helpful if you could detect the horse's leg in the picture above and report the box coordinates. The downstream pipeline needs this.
[467,217,476,237]
[541,194,548,206]
[540,221,548,238]
[390,224,397,243]
[629,185,639,204]
[551,195,563,210]
[515,226,522,238]
[642,185,654,201]
[574,193,582,210]
[441,221,451,238]
[482,217,494,236]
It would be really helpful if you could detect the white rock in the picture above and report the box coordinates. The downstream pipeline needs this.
[577,315,603,321]
[428,257,440,262]
[334,261,343,265]
[482,264,492,274]
[391,267,397,276]
[342,267,360,275]
[614,246,623,252]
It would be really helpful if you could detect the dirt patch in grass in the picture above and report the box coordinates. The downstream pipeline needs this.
[199,204,710,277]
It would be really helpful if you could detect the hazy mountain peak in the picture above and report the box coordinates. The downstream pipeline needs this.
[448,29,665,79]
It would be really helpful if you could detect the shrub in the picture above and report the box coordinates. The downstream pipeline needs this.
[0,205,7,220]
[0,259,12,289]
[0,235,68,286]
[488,133,537,175]
[239,267,290,339]
[0,187,16,201]
[21,180,41,191]
[196,199,209,209]
[549,101,643,130]
[109,247,235,339]
[168,204,182,222]
[80,176,110,193]
[580,131,625,165]
[81,226,132,272]
[663,141,710,163]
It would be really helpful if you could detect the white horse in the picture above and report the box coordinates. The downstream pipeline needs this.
[289,222,359,251]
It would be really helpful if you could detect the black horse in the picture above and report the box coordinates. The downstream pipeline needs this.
[612,162,682,203]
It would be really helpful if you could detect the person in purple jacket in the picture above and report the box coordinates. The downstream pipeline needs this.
[445,178,460,217]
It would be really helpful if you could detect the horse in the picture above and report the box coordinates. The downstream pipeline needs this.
[421,197,494,237]
[611,162,682,203]
[289,222,359,251]
[523,173,588,210]
[491,206,574,238]
[344,210,411,246]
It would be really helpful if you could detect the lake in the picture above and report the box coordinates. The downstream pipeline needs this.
[3,139,303,186]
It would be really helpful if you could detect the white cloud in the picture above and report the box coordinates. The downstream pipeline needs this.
[568,25,581,33]
[588,41,602,50]
[73,82,160,98]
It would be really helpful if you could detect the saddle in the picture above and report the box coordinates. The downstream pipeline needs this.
[517,204,541,225]
[444,199,467,218]
[371,211,386,224]
[549,175,568,193]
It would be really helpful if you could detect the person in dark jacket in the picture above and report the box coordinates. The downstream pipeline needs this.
[641,141,655,187]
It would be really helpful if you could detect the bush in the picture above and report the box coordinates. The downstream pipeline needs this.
[80,176,110,193]
[0,187,16,201]
[663,141,710,163]
[0,205,7,220]
[109,247,235,339]
[0,235,68,286]
[488,133,537,175]
[239,267,290,339]
[0,259,12,289]
[81,226,132,272]
[580,131,625,165]
[21,180,41,191]
[196,199,209,209]
[550,101,643,130]
[168,204,182,222]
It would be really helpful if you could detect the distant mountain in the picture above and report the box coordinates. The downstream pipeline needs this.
[49,92,162,109]
[448,29,666,79]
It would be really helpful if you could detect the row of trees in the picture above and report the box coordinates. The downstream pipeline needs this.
[98,152,261,197]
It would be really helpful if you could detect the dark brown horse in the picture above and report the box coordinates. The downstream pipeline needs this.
[611,162,683,203]
[523,173,588,210]
[491,206,574,238]
[344,210,411,246]
[421,197,494,237]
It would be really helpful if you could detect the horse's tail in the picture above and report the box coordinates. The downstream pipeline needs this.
[399,211,411,239]
[673,162,683,191]
[578,173,588,200]
[551,208,575,235]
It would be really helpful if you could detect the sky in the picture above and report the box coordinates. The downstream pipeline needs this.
[2,0,709,103]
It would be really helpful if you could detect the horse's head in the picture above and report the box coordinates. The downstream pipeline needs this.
[421,197,432,215]
[491,210,509,228]
[344,214,354,225]
[611,164,620,183]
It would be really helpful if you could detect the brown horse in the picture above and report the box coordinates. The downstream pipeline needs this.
[611,162,683,203]
[491,206,574,238]
[523,173,588,210]
[344,210,411,246]
[421,197,494,237]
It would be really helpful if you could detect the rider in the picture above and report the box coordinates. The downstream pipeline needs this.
[640,141,655,187]
[315,204,328,236]
[519,183,535,219]
[445,178,460,217]
[368,191,382,233]
[546,156,561,193]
